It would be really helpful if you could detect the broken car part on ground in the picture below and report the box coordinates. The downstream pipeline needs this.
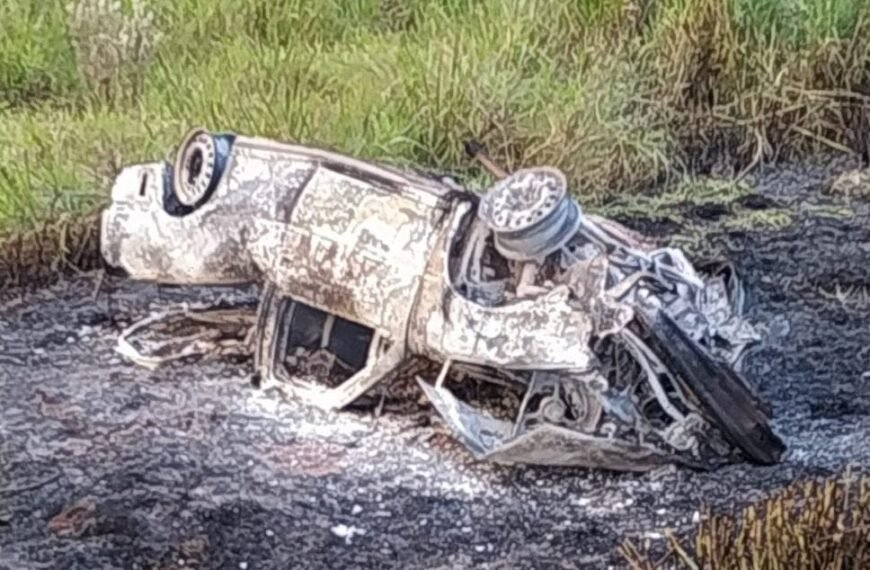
[99,127,785,471]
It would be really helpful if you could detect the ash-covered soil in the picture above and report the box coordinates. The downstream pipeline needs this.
[2,158,870,570]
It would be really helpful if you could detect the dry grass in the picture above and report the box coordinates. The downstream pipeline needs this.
[620,470,870,570]
[65,0,160,105]
[0,209,102,287]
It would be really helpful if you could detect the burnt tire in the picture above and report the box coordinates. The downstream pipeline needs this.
[638,309,785,465]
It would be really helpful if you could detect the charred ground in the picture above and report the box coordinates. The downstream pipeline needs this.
[2,157,870,569]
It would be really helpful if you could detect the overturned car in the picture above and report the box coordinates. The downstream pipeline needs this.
[101,127,785,471]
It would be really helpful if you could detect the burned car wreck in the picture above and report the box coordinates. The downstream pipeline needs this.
[101,127,786,471]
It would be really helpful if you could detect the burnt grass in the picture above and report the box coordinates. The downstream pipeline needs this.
[2,156,870,569]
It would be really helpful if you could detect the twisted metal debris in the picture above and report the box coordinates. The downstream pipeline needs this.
[100,127,785,471]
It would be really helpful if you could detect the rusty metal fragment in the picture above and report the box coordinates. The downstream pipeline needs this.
[100,127,785,471]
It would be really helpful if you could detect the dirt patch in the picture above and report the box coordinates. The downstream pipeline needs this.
[2,157,870,569]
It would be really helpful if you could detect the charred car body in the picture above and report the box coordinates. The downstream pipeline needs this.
[101,127,786,471]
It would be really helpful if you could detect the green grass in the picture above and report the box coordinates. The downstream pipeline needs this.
[1,0,869,233]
